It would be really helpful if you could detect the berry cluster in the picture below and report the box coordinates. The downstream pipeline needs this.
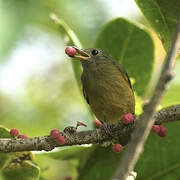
[10,128,27,139]
[152,124,167,137]
[50,129,66,145]
[94,113,134,129]
[94,114,134,154]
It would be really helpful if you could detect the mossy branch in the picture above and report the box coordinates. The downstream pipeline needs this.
[0,105,179,153]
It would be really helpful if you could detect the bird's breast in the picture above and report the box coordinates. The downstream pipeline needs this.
[82,63,135,124]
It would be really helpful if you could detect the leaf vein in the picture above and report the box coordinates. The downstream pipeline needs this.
[151,0,170,36]
[118,26,134,64]
[144,162,180,180]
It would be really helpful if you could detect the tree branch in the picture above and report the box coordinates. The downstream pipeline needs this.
[112,17,180,180]
[0,104,179,153]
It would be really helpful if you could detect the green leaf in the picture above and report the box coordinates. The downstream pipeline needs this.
[95,18,154,96]
[41,146,96,171]
[135,122,180,180]
[38,145,123,180]
[135,66,180,180]
[50,13,83,88]
[161,59,180,107]
[0,126,36,179]
[0,125,11,138]
[78,145,124,180]
[135,0,180,51]
[2,160,40,180]
[44,146,90,160]
[161,59,180,106]
[161,85,180,107]
[36,151,81,180]
[135,92,143,115]
[0,172,5,180]
[0,153,13,170]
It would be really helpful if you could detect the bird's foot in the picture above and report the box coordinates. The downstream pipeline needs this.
[103,122,113,138]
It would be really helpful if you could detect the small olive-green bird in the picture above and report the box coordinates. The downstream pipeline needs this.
[68,47,135,125]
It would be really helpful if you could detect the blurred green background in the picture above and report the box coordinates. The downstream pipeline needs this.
[0,0,180,180]
[0,0,145,138]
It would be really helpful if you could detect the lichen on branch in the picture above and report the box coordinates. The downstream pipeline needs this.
[0,105,179,153]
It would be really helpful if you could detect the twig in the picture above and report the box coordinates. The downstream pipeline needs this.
[112,17,180,180]
[0,104,179,153]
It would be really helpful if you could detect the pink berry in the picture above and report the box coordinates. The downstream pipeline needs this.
[158,125,167,137]
[113,144,123,153]
[50,129,60,139]
[122,113,134,124]
[56,135,66,145]
[10,128,19,137]
[18,134,28,138]
[95,119,103,128]
[65,176,72,180]
[65,46,76,57]
[152,125,160,134]
[77,121,87,127]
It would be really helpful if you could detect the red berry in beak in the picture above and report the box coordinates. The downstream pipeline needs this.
[65,46,77,57]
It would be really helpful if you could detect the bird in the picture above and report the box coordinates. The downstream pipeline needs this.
[65,46,135,126]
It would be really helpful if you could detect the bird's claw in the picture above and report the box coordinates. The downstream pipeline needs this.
[103,122,113,138]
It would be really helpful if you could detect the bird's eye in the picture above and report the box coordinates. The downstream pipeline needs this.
[91,49,99,56]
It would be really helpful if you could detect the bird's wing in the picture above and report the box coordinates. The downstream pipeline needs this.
[113,62,133,91]
[82,86,90,104]
[81,74,90,104]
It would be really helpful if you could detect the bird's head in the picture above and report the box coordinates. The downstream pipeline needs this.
[65,46,112,66]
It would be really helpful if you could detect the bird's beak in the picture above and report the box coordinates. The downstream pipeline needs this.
[73,47,91,60]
